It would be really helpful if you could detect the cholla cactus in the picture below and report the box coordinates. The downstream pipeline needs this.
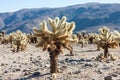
[93,33,102,50]
[10,30,28,52]
[33,16,78,75]
[0,30,7,44]
[96,27,119,61]
[88,32,96,44]
[27,33,37,43]
[1,35,10,44]
[0,33,3,43]
[0,30,6,37]
[113,30,120,45]
[77,31,88,48]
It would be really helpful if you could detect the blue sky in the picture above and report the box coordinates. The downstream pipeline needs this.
[0,0,120,12]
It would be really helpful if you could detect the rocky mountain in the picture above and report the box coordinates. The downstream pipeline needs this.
[1,3,120,33]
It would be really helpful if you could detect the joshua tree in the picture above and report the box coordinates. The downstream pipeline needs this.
[33,16,78,75]
[96,27,119,61]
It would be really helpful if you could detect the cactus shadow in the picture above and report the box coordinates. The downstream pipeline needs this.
[65,58,92,63]
[16,73,50,80]
[72,49,97,53]
[80,49,98,52]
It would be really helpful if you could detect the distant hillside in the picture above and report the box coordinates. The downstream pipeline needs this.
[1,3,120,33]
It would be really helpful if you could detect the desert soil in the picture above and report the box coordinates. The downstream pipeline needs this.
[0,43,120,80]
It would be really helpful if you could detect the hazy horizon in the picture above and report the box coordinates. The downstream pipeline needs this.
[0,0,120,13]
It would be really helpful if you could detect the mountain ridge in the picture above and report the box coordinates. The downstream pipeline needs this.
[0,3,120,33]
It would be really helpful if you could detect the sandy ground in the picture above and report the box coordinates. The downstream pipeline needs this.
[0,43,120,80]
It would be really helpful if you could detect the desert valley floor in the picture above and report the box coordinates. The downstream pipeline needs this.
[0,44,120,80]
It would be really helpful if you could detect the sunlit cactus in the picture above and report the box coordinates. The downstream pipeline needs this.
[1,35,10,44]
[33,16,78,75]
[0,33,3,43]
[10,30,28,52]
[77,31,88,48]
[0,30,7,44]
[113,30,120,45]
[93,33,102,50]
[88,32,96,44]
[0,30,6,37]
[96,26,119,61]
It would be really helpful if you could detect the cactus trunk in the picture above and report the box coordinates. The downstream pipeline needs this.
[49,49,60,73]
[16,41,20,52]
[70,50,74,56]
[104,44,109,58]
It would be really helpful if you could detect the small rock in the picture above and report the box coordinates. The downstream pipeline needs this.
[58,63,61,66]
[12,69,16,72]
[104,76,113,80]
[84,63,93,67]
[71,61,78,65]
[13,61,16,63]
[68,71,72,75]
[24,71,31,75]
[16,69,21,71]
[5,63,8,65]
[1,63,5,66]
[45,64,49,67]
[97,70,102,74]
[61,66,67,69]
[65,58,69,61]
[111,73,118,77]
[4,70,8,73]
[19,65,21,67]
[73,71,81,74]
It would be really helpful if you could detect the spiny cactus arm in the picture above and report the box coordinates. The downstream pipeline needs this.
[42,42,50,51]
[54,29,68,40]
[99,27,110,35]
[113,31,120,43]
[57,16,66,30]
[65,35,78,43]
[113,31,120,37]
[106,33,113,42]
[61,42,72,50]
[55,36,68,42]
[55,17,60,24]
[40,21,47,31]
[33,27,53,36]
[108,41,119,48]
[41,21,54,35]
[65,38,78,43]
[48,18,57,33]
[33,27,43,36]
[68,22,75,32]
